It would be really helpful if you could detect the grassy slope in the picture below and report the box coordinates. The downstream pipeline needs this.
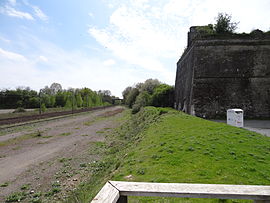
[112,107,270,202]
[67,107,270,203]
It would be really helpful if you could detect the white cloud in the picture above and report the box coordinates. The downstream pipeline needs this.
[89,0,270,88]
[103,59,116,66]
[88,12,94,18]
[38,55,48,62]
[88,1,187,83]
[0,5,34,20]
[0,34,144,97]
[0,36,11,43]
[8,0,16,6]
[0,48,27,61]
[0,0,48,22]
[32,6,48,21]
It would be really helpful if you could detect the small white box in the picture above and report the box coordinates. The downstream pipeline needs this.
[227,109,244,127]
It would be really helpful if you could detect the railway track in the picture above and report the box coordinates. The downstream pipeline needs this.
[0,106,113,127]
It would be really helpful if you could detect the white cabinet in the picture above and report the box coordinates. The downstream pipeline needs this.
[227,109,244,127]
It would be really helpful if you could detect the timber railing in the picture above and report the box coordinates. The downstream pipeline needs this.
[91,181,270,203]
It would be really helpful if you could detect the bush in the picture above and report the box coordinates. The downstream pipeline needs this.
[196,24,215,35]
[132,91,151,114]
[214,13,238,34]
[152,84,174,107]
[13,107,26,113]
[41,103,46,112]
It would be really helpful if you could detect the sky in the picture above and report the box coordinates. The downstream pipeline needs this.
[0,0,269,97]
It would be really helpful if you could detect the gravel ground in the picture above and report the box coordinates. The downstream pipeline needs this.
[0,106,125,202]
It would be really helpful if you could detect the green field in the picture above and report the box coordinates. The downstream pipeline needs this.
[68,107,270,203]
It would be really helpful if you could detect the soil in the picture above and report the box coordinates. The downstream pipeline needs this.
[0,106,125,202]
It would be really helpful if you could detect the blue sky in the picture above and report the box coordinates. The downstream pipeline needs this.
[0,0,270,97]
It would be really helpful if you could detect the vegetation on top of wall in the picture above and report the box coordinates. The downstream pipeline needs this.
[213,13,238,34]
[193,13,270,40]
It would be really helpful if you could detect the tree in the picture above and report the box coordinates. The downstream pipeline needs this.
[76,93,83,107]
[151,84,174,107]
[98,90,112,104]
[126,88,139,108]
[214,13,238,34]
[55,92,66,107]
[50,83,62,95]
[139,79,160,94]
[122,86,132,103]
[132,91,151,114]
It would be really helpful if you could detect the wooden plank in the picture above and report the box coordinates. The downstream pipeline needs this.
[91,182,120,203]
[110,181,270,200]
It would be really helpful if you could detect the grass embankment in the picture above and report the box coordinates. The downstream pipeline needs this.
[68,107,270,203]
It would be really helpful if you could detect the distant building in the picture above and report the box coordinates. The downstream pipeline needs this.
[175,27,270,118]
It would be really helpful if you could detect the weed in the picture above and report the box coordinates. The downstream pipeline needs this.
[41,135,52,139]
[20,183,30,190]
[59,132,71,136]
[36,130,42,137]
[5,192,27,202]
[80,163,87,168]
[84,121,93,126]
[137,168,146,175]
[30,198,42,203]
[0,182,9,187]
[52,187,61,193]
[59,157,68,163]
[187,146,195,151]
[32,192,42,198]
[52,181,61,188]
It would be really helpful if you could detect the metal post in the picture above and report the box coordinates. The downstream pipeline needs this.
[72,92,74,114]
[87,94,89,108]
[39,90,41,115]
[117,195,127,203]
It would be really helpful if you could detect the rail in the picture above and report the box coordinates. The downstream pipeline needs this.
[91,181,270,203]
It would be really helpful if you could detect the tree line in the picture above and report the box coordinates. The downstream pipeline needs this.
[0,83,117,110]
[122,79,174,113]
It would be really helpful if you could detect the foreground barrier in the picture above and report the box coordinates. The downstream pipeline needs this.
[91,181,270,203]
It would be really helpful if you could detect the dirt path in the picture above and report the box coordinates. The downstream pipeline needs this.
[0,106,125,202]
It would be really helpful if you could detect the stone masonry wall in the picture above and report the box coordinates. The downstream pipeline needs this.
[175,31,270,118]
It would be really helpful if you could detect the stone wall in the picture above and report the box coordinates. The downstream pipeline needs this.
[175,28,270,118]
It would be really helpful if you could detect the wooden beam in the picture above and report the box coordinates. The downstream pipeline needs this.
[91,182,120,203]
[110,181,270,200]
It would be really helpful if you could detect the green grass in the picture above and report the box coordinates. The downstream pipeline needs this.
[0,182,9,187]
[112,108,270,202]
[0,132,42,147]
[66,107,270,203]
[58,132,71,136]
